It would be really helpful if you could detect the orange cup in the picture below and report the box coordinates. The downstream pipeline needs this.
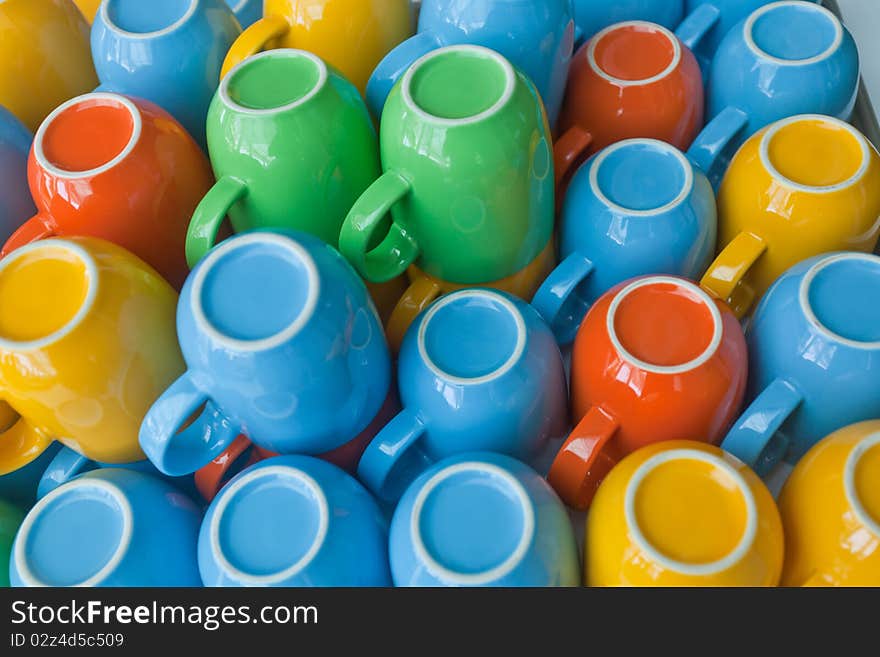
[1,93,214,288]
[548,275,748,510]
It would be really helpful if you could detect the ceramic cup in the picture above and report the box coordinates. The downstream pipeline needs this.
[778,421,880,587]
[198,455,391,586]
[366,0,574,128]
[0,238,184,475]
[226,0,261,28]
[700,115,880,319]
[1,93,214,289]
[390,452,580,587]
[340,45,554,285]
[586,440,783,586]
[185,49,380,267]
[91,0,242,149]
[139,230,391,477]
[221,0,413,95]
[0,106,35,244]
[0,445,61,509]
[10,469,202,586]
[547,275,748,510]
[0,499,24,587]
[572,0,683,45]
[358,289,567,504]
[721,253,880,475]
[0,0,98,132]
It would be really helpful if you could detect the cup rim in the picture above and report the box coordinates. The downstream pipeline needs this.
[190,232,320,353]
[606,276,724,375]
[209,464,330,585]
[400,45,517,127]
[14,478,134,587]
[417,289,527,386]
[101,0,198,39]
[33,93,142,180]
[844,431,880,538]
[759,114,872,194]
[409,461,535,585]
[587,20,682,88]
[798,253,880,350]
[0,238,98,353]
[624,448,759,576]
[744,1,843,67]
[590,138,695,216]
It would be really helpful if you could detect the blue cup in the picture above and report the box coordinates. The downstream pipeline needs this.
[0,106,35,244]
[10,469,202,587]
[722,252,880,476]
[0,444,61,510]
[389,452,580,587]
[357,289,567,504]
[139,230,391,477]
[91,0,242,149]
[366,0,575,128]
[572,0,684,46]
[225,0,261,28]
[198,455,391,586]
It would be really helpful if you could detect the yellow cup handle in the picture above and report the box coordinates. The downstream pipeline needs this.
[386,273,443,354]
[700,231,768,319]
[0,403,54,476]
[221,14,290,79]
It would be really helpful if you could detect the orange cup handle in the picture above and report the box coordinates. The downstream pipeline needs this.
[1,214,57,257]
[386,274,443,354]
[194,435,273,502]
[547,406,620,510]
[553,126,593,201]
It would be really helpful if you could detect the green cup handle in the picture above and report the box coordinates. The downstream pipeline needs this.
[339,171,420,283]
[186,177,248,268]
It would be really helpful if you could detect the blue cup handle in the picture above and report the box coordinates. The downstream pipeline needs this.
[721,378,803,477]
[138,371,239,477]
[36,446,95,500]
[686,106,750,190]
[675,3,721,52]
[365,31,442,119]
[357,407,433,503]
[531,252,595,345]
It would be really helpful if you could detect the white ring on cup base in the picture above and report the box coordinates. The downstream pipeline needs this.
[101,0,198,40]
[843,431,880,538]
[624,449,759,576]
[209,465,330,585]
[587,21,682,88]
[0,239,98,353]
[745,1,843,67]
[410,461,535,586]
[14,479,134,587]
[33,93,142,180]
[759,114,872,194]
[417,289,527,386]
[190,232,320,353]
[401,45,517,127]
[606,276,723,375]
[798,252,880,350]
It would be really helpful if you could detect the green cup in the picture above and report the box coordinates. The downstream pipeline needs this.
[0,499,23,587]
[186,49,381,267]
[340,45,555,284]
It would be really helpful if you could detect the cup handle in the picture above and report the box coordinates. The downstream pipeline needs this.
[700,231,767,319]
[686,106,750,189]
[339,170,420,283]
[553,125,593,200]
[366,31,442,118]
[186,177,248,268]
[221,14,290,79]
[531,252,595,345]
[547,406,620,510]
[675,3,721,52]
[386,273,443,354]
[721,378,802,476]
[36,446,95,500]
[138,371,239,477]
[356,407,432,503]
[1,214,57,257]
[194,434,264,502]
[0,410,54,477]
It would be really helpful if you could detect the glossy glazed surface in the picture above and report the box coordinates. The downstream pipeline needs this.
[186,49,380,266]
[199,456,391,586]
[0,237,184,472]
[587,441,783,586]
[91,0,242,149]
[10,469,202,586]
[74,0,102,22]
[140,230,391,477]
[0,0,98,132]
[0,444,61,509]
[0,498,24,587]
[226,0,261,28]
[390,453,579,587]
[0,107,36,244]
[572,0,683,43]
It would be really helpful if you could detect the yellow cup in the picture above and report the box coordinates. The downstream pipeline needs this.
[701,115,880,318]
[221,0,414,94]
[0,238,185,473]
[586,441,784,587]
[0,0,98,132]
[73,0,100,22]
[778,421,880,587]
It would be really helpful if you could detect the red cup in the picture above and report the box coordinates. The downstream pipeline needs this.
[547,276,747,510]
[1,92,213,288]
